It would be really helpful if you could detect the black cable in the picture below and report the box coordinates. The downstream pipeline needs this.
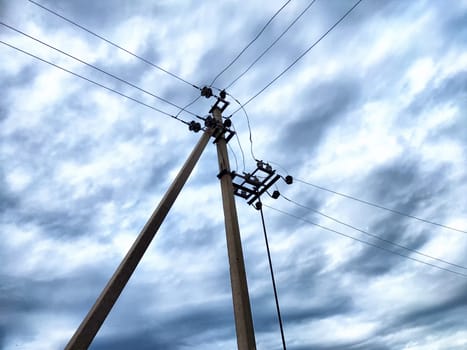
[0,40,189,125]
[264,204,467,278]
[227,0,363,117]
[228,94,258,162]
[281,195,467,271]
[28,0,200,90]
[209,0,292,87]
[230,122,246,172]
[258,202,287,350]
[294,179,467,235]
[227,143,239,172]
[1,22,201,119]
[226,0,318,90]
[175,95,202,119]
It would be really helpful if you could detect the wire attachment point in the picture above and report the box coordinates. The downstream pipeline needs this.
[204,115,235,144]
[201,86,213,98]
[188,121,202,133]
[284,175,293,185]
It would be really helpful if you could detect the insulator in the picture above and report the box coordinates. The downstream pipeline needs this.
[201,86,213,98]
[272,190,280,199]
[223,118,232,128]
[285,175,293,185]
[204,116,215,128]
[189,121,201,132]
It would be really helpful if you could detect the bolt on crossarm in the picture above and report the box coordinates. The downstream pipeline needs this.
[212,104,257,349]
[65,129,212,350]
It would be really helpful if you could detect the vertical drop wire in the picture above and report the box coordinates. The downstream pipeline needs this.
[259,202,287,350]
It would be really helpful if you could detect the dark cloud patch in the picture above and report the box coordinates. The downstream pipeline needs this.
[318,0,406,24]
[1,64,39,91]
[284,293,353,325]
[8,203,97,240]
[91,56,173,106]
[39,0,153,30]
[343,216,430,277]
[396,282,467,330]
[263,202,320,235]
[0,271,111,317]
[277,77,361,167]
[251,292,353,337]
[91,328,182,350]
[143,156,179,192]
[406,70,467,146]
[0,266,120,348]
[365,156,450,216]
[158,221,224,253]
[290,341,391,350]
[408,70,467,117]
[0,327,5,350]
[344,158,451,276]
[434,70,467,102]
[441,7,467,44]
[0,174,18,215]
[191,2,311,89]
[92,298,236,350]
[0,102,8,123]
[160,302,235,343]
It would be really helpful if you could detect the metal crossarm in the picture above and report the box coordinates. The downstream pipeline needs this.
[232,161,283,206]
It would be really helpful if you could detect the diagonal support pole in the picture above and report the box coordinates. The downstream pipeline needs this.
[65,130,212,350]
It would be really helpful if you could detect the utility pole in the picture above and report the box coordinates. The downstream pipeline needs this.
[213,106,257,349]
[65,130,212,350]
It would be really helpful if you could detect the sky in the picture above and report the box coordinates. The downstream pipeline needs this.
[1,0,467,349]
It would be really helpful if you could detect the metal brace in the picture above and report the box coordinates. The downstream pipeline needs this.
[231,161,293,207]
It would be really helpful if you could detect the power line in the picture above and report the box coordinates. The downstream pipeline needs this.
[0,40,189,125]
[27,0,200,90]
[1,22,201,119]
[228,142,239,172]
[263,204,467,278]
[228,94,258,162]
[258,202,287,350]
[209,0,293,87]
[294,178,467,235]
[175,95,202,119]
[227,0,363,117]
[226,0,318,90]
[281,195,467,271]
[230,122,246,172]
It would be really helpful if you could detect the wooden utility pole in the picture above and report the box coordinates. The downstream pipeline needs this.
[65,130,212,350]
[213,106,257,349]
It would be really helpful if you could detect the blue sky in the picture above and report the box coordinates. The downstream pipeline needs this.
[1,0,467,349]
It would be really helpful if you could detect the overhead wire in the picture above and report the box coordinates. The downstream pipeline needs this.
[0,40,189,125]
[281,194,467,271]
[227,0,364,117]
[294,178,467,235]
[263,204,467,278]
[175,95,203,119]
[209,0,293,87]
[257,201,287,350]
[227,94,258,162]
[27,0,200,90]
[1,22,201,119]
[225,0,318,90]
[230,121,246,172]
[227,142,239,172]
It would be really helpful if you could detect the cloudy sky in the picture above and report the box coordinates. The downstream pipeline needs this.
[2,0,467,349]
